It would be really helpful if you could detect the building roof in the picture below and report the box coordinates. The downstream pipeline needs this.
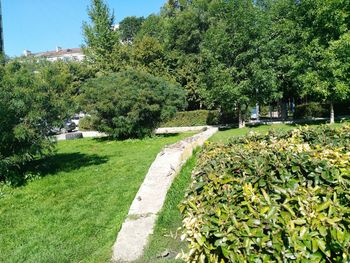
[34,48,83,58]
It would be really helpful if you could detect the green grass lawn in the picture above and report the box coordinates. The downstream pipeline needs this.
[140,122,349,262]
[210,123,294,143]
[0,133,193,263]
[210,122,347,143]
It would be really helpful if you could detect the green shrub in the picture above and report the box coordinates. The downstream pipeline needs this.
[180,125,350,262]
[259,105,270,117]
[160,110,238,127]
[78,116,99,131]
[294,102,329,119]
[79,69,187,139]
[160,110,220,127]
[0,61,70,185]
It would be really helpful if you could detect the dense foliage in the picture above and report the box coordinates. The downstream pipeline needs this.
[119,16,145,43]
[81,0,350,127]
[180,125,350,262]
[160,110,240,127]
[293,103,329,119]
[0,61,73,184]
[79,70,186,139]
[77,115,99,131]
[160,110,220,127]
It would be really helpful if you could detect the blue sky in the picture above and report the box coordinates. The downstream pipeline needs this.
[2,0,166,57]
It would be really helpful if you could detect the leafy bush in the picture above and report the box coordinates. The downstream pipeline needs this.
[78,115,99,131]
[294,102,329,119]
[79,70,187,139]
[259,105,270,118]
[160,110,238,127]
[180,125,350,262]
[0,61,69,184]
[160,110,220,127]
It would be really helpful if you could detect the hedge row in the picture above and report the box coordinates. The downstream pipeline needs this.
[160,110,220,127]
[180,125,350,262]
[160,110,238,127]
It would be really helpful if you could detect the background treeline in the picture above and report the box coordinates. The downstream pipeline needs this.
[83,0,349,128]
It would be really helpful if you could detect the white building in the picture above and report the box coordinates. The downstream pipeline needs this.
[23,47,85,62]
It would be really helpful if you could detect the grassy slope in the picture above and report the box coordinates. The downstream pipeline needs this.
[0,134,192,263]
[141,122,347,262]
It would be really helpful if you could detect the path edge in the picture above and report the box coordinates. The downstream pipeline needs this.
[111,126,218,262]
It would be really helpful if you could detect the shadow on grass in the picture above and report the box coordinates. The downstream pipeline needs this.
[93,133,181,142]
[27,152,109,178]
[4,153,109,187]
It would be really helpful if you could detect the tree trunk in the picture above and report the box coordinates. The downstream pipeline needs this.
[278,100,282,119]
[269,105,273,120]
[256,103,260,121]
[238,105,246,128]
[281,101,288,120]
[330,102,335,124]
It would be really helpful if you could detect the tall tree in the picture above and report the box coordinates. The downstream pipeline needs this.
[82,0,120,74]
[136,15,164,40]
[201,0,280,127]
[161,0,212,110]
[119,16,145,43]
[298,0,350,123]
[131,35,167,75]
[263,0,303,119]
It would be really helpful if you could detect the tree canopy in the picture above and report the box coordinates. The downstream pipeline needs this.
[80,0,350,126]
[82,0,121,74]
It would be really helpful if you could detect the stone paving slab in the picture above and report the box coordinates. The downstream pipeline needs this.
[111,127,218,262]
[155,126,209,134]
[111,214,157,263]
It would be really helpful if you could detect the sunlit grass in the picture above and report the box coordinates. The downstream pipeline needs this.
[0,133,193,263]
[210,122,347,143]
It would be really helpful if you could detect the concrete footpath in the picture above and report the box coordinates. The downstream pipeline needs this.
[56,127,207,141]
[111,126,218,262]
